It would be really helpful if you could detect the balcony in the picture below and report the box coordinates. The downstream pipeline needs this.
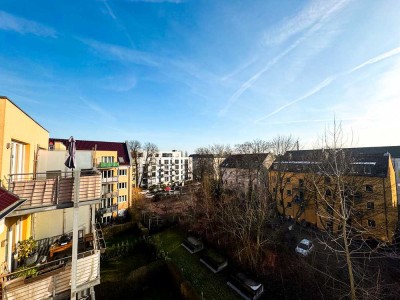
[98,162,119,168]
[0,227,103,299]
[7,171,102,214]
[97,204,118,215]
[102,190,118,198]
[101,176,118,183]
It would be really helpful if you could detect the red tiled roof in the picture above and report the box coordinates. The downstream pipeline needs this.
[0,187,21,214]
[50,138,131,166]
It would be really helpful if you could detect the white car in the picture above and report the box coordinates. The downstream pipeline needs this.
[295,239,314,256]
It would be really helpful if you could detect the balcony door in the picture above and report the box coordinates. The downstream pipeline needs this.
[10,141,25,179]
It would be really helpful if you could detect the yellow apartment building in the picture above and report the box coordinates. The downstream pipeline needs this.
[0,97,103,299]
[0,96,49,272]
[51,139,132,224]
[270,148,399,243]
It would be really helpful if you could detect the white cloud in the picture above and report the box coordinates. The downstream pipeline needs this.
[343,59,400,146]
[0,11,57,37]
[254,45,400,123]
[80,38,158,66]
[127,0,184,3]
[81,97,117,121]
[101,75,137,92]
[219,0,349,116]
[264,0,348,46]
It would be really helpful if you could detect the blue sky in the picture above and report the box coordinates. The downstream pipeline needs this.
[1,0,400,153]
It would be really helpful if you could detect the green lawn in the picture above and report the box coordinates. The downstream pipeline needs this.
[96,227,181,300]
[152,228,241,300]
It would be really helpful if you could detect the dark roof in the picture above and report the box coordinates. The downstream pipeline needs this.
[345,146,400,158]
[220,153,270,169]
[50,138,131,166]
[273,148,391,177]
[0,187,25,219]
[190,154,217,159]
[0,96,49,132]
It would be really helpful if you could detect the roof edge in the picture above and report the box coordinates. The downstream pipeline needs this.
[1,96,49,133]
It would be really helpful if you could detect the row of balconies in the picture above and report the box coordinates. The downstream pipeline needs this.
[7,171,102,213]
[0,225,102,299]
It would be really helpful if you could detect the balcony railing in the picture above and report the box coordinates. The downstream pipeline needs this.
[102,190,118,198]
[101,176,118,183]
[97,204,117,215]
[0,228,102,300]
[7,171,102,211]
[98,162,119,168]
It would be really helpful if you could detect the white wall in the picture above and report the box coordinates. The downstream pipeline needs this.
[34,206,91,240]
[37,149,93,173]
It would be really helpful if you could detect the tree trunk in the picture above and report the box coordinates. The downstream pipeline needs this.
[342,217,356,300]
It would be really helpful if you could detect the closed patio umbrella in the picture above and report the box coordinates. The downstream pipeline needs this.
[64,136,76,170]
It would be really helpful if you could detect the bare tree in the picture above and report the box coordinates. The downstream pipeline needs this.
[306,122,399,299]
[128,140,141,187]
[268,135,298,217]
[139,142,159,188]
[235,139,271,154]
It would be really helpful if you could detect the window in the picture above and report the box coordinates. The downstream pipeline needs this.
[287,202,292,208]
[175,159,179,164]
[101,156,114,163]
[286,178,291,183]
[118,157,125,163]
[299,179,304,187]
[118,169,127,176]
[368,219,376,228]
[365,185,373,192]
[118,195,127,203]
[354,192,362,201]
[325,189,332,196]
[367,202,374,210]
[279,200,283,206]
[326,205,333,215]
[287,190,292,196]
[326,221,333,234]
[324,176,331,184]
[364,165,372,174]
[273,188,276,193]
[118,182,127,189]
[11,141,26,175]
[102,170,113,178]
[164,160,169,164]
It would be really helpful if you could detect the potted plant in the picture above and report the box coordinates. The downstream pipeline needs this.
[17,237,38,266]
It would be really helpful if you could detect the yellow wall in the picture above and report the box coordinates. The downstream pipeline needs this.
[95,150,132,216]
[0,97,48,267]
[0,97,49,185]
[270,159,398,243]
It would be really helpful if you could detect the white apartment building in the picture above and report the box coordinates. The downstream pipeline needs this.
[139,150,192,187]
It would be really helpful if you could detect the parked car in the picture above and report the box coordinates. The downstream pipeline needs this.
[295,239,314,256]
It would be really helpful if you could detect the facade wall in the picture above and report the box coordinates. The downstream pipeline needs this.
[0,98,49,185]
[34,206,91,240]
[139,150,192,187]
[270,164,398,243]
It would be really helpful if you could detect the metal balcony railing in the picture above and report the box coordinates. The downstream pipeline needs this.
[0,228,102,300]
[6,170,102,211]
[97,204,117,215]
[98,162,119,168]
[101,176,118,183]
[101,190,118,198]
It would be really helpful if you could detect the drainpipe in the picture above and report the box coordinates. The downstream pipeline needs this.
[71,169,81,299]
